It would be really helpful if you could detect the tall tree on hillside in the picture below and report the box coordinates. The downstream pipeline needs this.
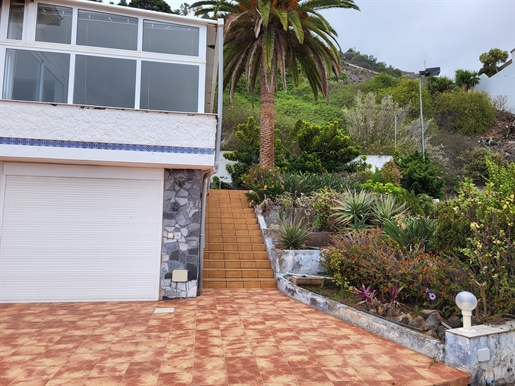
[479,48,509,77]
[192,0,359,167]
[129,0,172,13]
[455,69,480,92]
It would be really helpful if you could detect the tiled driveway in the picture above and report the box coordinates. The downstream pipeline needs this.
[0,288,470,386]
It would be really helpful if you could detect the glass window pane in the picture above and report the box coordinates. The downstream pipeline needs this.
[140,61,198,112]
[77,10,138,50]
[7,0,24,40]
[143,20,199,56]
[36,4,73,44]
[2,49,70,103]
[74,55,136,108]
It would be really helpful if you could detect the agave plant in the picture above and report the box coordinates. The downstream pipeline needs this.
[278,218,309,250]
[372,194,407,225]
[382,216,436,251]
[331,190,375,231]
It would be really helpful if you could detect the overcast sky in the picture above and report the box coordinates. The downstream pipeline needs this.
[168,0,514,79]
[323,0,515,78]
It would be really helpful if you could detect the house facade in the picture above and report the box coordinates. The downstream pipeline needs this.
[0,0,223,302]
[476,48,515,113]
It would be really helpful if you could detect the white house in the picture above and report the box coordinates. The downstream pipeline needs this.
[476,48,515,113]
[0,0,223,302]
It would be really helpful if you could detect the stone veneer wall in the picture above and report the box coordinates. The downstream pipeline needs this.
[161,169,202,298]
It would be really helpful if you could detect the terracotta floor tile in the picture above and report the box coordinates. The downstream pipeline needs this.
[45,377,86,385]
[119,373,160,385]
[83,376,124,385]
[322,366,365,382]
[191,369,227,385]
[0,289,470,386]
[89,362,129,377]
[259,364,297,384]
[7,378,51,385]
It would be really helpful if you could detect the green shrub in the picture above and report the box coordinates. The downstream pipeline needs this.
[399,190,435,217]
[395,151,445,199]
[434,91,496,135]
[372,195,408,225]
[331,190,375,231]
[283,120,360,173]
[459,148,505,186]
[321,229,470,315]
[361,181,406,197]
[382,217,436,252]
[433,163,515,316]
[278,218,310,250]
[244,166,284,206]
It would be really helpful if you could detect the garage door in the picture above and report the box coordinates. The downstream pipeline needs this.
[0,163,163,303]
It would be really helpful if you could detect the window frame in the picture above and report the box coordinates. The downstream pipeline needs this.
[0,0,208,113]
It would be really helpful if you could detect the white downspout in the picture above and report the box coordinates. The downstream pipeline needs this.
[198,18,224,294]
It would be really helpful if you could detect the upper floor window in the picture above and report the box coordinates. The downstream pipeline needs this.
[143,20,199,56]
[74,55,136,108]
[3,49,70,103]
[7,0,24,40]
[36,4,73,44]
[77,10,138,50]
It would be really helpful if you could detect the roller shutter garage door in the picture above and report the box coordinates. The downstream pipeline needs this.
[0,163,163,303]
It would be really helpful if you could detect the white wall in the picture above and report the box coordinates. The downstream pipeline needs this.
[476,49,515,113]
[0,100,217,169]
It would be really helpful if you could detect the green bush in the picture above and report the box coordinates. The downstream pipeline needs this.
[459,148,505,186]
[321,229,470,314]
[331,190,375,231]
[278,218,310,250]
[382,216,436,252]
[361,182,405,197]
[434,91,496,135]
[395,151,445,199]
[283,120,360,173]
[244,166,284,206]
[433,162,515,316]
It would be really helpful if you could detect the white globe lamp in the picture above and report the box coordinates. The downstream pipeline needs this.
[456,291,478,330]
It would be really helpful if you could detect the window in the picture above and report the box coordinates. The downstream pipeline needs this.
[143,20,199,56]
[2,49,70,103]
[140,61,198,112]
[36,4,73,44]
[7,0,24,40]
[74,55,136,108]
[77,10,138,50]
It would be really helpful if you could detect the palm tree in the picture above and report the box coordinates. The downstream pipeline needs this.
[192,0,359,167]
[455,69,480,92]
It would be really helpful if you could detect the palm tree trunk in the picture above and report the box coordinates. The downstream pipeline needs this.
[259,66,276,168]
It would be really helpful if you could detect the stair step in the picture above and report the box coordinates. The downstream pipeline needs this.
[204,268,275,279]
[204,251,269,260]
[203,278,277,289]
[206,236,264,244]
[205,243,266,252]
[206,229,262,237]
[204,260,272,269]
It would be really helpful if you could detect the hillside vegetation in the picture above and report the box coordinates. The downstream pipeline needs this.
[220,50,514,194]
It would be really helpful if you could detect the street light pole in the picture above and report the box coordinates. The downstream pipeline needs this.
[419,75,425,157]
[417,67,441,159]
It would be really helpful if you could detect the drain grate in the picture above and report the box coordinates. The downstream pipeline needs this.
[154,307,175,314]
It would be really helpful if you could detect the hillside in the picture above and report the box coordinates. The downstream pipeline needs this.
[221,51,515,169]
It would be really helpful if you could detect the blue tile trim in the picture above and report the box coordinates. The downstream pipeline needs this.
[0,137,214,155]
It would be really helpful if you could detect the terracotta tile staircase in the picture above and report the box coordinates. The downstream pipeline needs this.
[203,189,276,289]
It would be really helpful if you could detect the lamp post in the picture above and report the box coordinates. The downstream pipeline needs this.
[418,67,440,157]
[456,291,478,330]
